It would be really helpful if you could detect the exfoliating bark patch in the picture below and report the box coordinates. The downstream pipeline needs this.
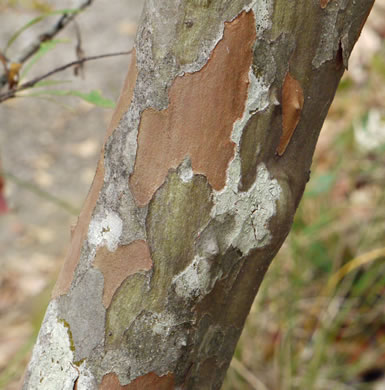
[99,372,174,389]
[276,72,304,156]
[130,11,256,207]
[93,240,153,308]
[52,52,138,299]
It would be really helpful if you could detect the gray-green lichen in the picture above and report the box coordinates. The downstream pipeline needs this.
[58,268,105,362]
[104,310,191,383]
[245,0,273,36]
[312,0,348,68]
[173,254,217,301]
[99,3,283,384]
[22,300,97,390]
[207,37,283,255]
[23,0,376,387]
[97,0,281,384]
[101,170,213,384]
[146,171,213,288]
[144,0,249,70]
[105,272,151,347]
[239,34,295,190]
[212,163,281,254]
[57,318,75,353]
[312,0,372,69]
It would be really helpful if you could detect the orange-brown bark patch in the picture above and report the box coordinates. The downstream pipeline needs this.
[52,157,104,298]
[52,52,138,298]
[99,373,130,389]
[129,11,256,206]
[99,372,175,390]
[276,72,304,156]
[93,240,153,307]
[320,0,331,8]
[105,49,138,141]
[126,372,175,390]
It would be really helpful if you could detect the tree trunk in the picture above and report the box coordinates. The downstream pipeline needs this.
[22,1,374,389]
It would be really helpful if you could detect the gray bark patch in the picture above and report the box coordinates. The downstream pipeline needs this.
[58,268,106,362]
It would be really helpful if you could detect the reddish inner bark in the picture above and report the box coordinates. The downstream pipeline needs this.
[93,240,153,308]
[52,51,138,298]
[276,72,304,156]
[129,11,256,207]
[99,372,174,390]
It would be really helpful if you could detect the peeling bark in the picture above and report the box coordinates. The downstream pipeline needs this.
[276,72,304,156]
[99,372,174,390]
[93,240,153,308]
[320,0,332,9]
[130,11,255,206]
[23,0,374,389]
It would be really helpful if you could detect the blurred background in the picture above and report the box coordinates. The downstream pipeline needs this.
[0,1,384,389]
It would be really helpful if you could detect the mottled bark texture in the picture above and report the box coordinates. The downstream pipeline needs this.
[23,0,374,389]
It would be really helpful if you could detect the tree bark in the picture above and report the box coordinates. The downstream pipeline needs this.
[22,0,374,389]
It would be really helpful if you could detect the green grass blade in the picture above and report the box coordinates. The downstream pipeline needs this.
[34,79,72,87]
[21,39,69,79]
[24,88,116,108]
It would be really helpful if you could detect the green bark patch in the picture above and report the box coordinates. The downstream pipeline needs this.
[146,170,213,311]
[106,170,213,348]
[105,272,150,348]
[239,35,294,191]
[173,0,246,65]
[239,107,281,191]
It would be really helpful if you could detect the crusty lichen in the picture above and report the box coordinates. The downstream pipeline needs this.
[57,318,76,353]
[22,300,96,390]
[24,0,375,388]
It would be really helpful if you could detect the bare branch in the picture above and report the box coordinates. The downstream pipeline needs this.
[0,0,93,89]
[0,50,132,104]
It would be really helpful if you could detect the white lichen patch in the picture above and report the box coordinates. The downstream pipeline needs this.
[101,310,188,385]
[199,232,220,258]
[245,0,273,36]
[312,0,350,69]
[23,300,98,390]
[88,211,123,252]
[177,157,194,183]
[173,256,219,300]
[23,301,79,390]
[231,70,270,145]
[210,61,281,255]
[212,163,281,254]
[248,71,271,112]
[312,7,339,68]
[151,312,184,342]
[76,363,98,390]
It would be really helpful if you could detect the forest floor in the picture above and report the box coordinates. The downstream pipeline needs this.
[0,1,384,389]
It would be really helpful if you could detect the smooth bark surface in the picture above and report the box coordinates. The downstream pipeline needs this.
[23,0,374,389]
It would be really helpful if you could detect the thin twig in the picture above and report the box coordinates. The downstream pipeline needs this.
[18,0,93,64]
[73,21,85,78]
[0,50,132,103]
[0,0,94,89]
